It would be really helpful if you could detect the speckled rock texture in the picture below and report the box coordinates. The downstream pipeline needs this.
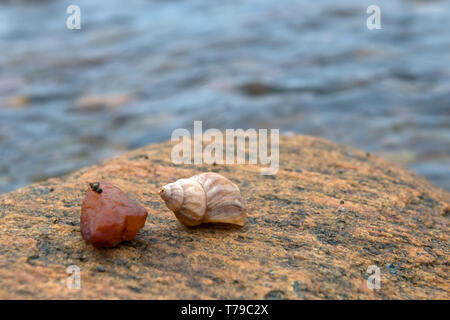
[0,135,448,299]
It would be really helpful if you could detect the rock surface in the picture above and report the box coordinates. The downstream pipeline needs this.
[0,135,448,299]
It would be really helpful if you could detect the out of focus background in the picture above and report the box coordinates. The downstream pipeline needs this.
[0,0,449,193]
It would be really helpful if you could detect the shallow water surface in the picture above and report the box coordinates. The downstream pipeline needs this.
[0,0,449,193]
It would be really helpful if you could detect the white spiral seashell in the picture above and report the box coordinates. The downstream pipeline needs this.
[158,172,247,226]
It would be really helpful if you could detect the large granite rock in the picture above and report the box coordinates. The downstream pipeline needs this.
[0,135,448,299]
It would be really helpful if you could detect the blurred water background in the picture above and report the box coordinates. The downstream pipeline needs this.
[0,0,449,193]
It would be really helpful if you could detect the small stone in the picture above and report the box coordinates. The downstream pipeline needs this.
[388,263,398,274]
[89,182,99,191]
[81,181,148,248]
[340,200,345,205]
[97,266,105,272]
[442,206,450,217]
[264,290,286,300]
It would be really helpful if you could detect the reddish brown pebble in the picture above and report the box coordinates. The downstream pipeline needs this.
[81,181,148,248]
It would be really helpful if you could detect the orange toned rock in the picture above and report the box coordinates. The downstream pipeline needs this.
[0,135,448,299]
[81,181,148,248]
